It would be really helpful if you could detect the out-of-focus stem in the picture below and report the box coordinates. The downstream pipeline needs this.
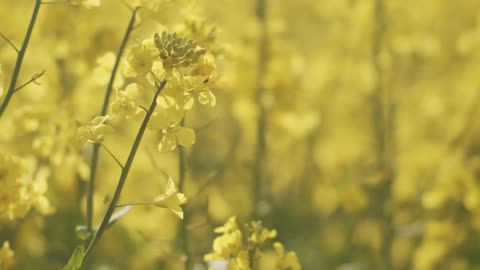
[177,143,191,269]
[252,0,268,219]
[85,7,139,235]
[372,0,394,269]
[0,0,42,118]
[82,79,167,265]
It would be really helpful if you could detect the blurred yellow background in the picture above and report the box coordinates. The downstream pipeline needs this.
[2,0,480,269]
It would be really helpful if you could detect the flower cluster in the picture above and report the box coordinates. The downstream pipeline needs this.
[152,177,188,218]
[75,115,113,147]
[0,153,53,222]
[0,242,15,270]
[76,31,216,154]
[204,216,301,270]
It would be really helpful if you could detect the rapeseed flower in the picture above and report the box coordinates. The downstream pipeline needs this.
[153,177,187,219]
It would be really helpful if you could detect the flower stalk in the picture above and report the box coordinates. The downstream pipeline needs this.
[252,0,268,219]
[176,141,191,269]
[0,0,42,118]
[371,0,395,268]
[83,79,167,264]
[85,6,140,235]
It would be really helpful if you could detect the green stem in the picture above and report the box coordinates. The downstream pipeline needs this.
[100,143,124,169]
[82,79,167,264]
[372,0,394,269]
[176,138,191,269]
[86,7,139,234]
[115,202,153,208]
[0,0,42,118]
[252,0,268,219]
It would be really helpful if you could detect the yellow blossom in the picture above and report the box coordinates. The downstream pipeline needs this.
[0,154,52,221]
[153,177,187,219]
[149,106,195,152]
[157,125,196,152]
[205,216,243,261]
[75,115,114,147]
[248,221,277,246]
[191,54,216,76]
[110,87,144,120]
[69,0,101,8]
[93,52,124,88]
[0,241,15,270]
[124,41,155,78]
[0,154,29,221]
[273,242,301,270]
[228,249,250,270]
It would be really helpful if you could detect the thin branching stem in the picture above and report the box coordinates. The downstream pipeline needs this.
[372,0,395,269]
[115,202,153,208]
[99,143,124,169]
[176,125,191,269]
[0,32,19,53]
[82,79,167,265]
[0,0,42,118]
[138,105,148,114]
[85,6,140,235]
[13,70,45,93]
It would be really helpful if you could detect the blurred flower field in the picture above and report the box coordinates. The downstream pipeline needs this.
[2,0,480,269]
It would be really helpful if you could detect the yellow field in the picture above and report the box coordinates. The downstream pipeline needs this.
[1,0,480,269]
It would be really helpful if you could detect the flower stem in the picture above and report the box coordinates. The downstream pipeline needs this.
[252,0,268,219]
[82,79,167,265]
[371,0,395,268]
[0,0,42,118]
[85,6,140,235]
[99,143,124,169]
[115,202,153,208]
[176,132,191,269]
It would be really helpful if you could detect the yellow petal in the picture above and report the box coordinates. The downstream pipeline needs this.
[177,127,196,147]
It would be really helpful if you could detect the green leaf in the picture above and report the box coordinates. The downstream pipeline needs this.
[63,245,85,270]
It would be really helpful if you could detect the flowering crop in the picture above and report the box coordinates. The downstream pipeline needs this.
[2,0,480,270]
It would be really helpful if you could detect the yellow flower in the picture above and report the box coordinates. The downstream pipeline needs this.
[228,249,250,270]
[68,0,101,8]
[0,241,15,270]
[214,216,240,234]
[273,242,301,270]
[182,76,216,108]
[153,177,187,219]
[124,41,155,78]
[75,115,114,147]
[29,166,55,216]
[0,154,28,221]
[157,125,196,152]
[191,54,217,76]
[124,82,144,100]
[149,105,195,152]
[92,52,124,88]
[248,221,277,246]
[148,106,184,130]
[110,85,144,120]
[0,154,53,221]
[205,217,244,261]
